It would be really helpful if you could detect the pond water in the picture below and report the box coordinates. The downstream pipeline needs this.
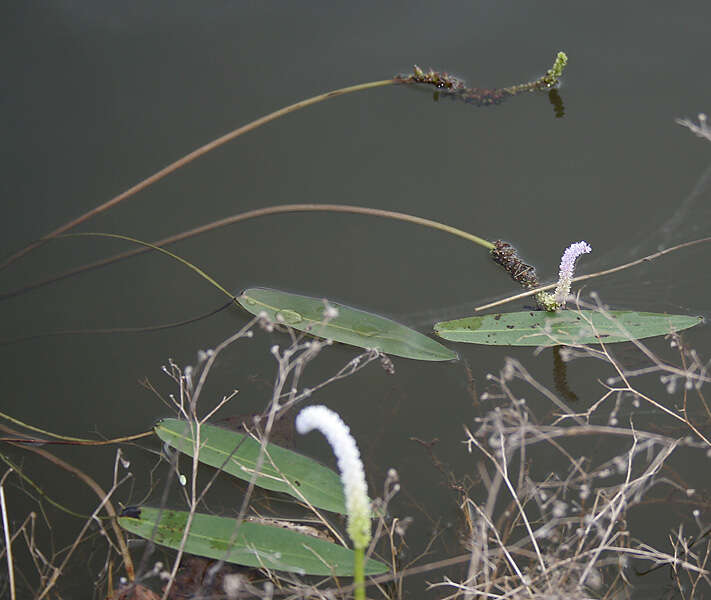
[2,3,710,598]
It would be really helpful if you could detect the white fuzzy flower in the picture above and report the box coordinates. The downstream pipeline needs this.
[296,405,371,549]
[554,241,591,306]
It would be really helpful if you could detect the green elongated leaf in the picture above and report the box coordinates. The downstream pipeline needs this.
[238,287,457,361]
[156,418,347,514]
[434,310,703,346]
[119,507,389,576]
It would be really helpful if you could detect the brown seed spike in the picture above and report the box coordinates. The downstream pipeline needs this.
[394,66,466,92]
[491,240,539,289]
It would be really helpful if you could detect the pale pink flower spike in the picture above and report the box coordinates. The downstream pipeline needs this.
[554,241,592,306]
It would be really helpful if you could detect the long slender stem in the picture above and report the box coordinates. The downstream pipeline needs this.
[1,204,493,300]
[0,409,152,445]
[2,52,565,272]
[0,80,395,272]
[59,232,235,298]
[1,424,135,581]
[0,452,111,519]
[0,301,233,345]
[0,471,15,600]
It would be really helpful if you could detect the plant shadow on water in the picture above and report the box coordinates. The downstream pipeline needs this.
[1,27,711,600]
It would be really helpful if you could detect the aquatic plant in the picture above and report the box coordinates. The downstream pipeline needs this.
[536,241,592,311]
[296,405,372,600]
[490,240,540,289]
[395,51,568,106]
[295,406,372,548]
[3,44,711,600]
[0,51,567,273]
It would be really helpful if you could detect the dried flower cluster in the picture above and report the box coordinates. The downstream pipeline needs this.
[395,51,568,107]
[490,240,540,289]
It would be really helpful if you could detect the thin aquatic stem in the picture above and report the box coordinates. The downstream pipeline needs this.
[1,204,494,301]
[58,232,236,299]
[0,300,235,346]
[2,425,135,582]
[0,79,395,271]
[0,452,107,519]
[1,52,566,272]
[0,409,152,445]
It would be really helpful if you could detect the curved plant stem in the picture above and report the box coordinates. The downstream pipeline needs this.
[474,236,711,312]
[0,453,100,519]
[1,204,493,300]
[0,80,395,272]
[58,232,235,298]
[1,424,135,583]
[1,52,566,272]
[0,299,234,346]
[0,409,152,445]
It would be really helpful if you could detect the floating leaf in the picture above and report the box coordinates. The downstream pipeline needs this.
[156,419,347,514]
[238,287,457,361]
[119,507,389,576]
[434,310,703,346]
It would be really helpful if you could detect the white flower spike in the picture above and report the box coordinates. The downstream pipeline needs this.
[537,241,592,311]
[554,241,592,306]
[295,405,371,549]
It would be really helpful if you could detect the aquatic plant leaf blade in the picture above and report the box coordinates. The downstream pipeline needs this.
[434,310,703,346]
[238,287,457,361]
[119,507,389,576]
[156,418,347,514]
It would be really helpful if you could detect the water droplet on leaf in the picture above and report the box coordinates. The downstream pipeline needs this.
[355,328,379,337]
[275,309,302,324]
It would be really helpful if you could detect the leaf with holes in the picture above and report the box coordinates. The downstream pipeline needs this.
[119,507,389,576]
[434,310,702,346]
